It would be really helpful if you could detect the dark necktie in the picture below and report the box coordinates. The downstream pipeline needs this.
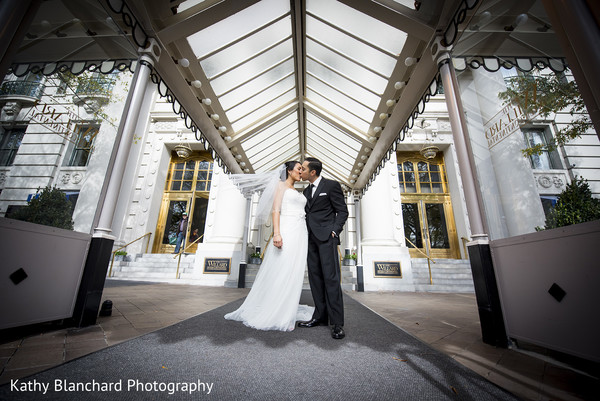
[308,184,314,199]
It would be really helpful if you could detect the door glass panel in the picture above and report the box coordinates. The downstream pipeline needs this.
[162,201,188,245]
[189,197,208,245]
[402,203,422,248]
[425,203,450,249]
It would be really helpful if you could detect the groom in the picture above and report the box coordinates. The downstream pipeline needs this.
[299,157,349,339]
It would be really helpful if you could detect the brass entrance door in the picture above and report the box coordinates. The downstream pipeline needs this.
[153,153,213,253]
[397,152,459,259]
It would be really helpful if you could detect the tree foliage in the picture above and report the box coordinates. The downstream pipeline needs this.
[542,177,600,230]
[498,73,592,158]
[12,186,74,230]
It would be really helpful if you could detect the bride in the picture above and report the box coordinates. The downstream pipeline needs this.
[224,161,314,331]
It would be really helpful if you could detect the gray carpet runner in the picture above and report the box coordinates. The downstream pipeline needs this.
[0,292,520,400]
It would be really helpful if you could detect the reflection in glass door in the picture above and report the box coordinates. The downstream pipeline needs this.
[188,196,208,252]
[402,200,454,258]
[153,152,213,253]
[162,200,188,248]
[398,152,459,259]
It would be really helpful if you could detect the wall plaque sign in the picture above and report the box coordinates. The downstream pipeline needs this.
[374,261,402,278]
[203,257,231,274]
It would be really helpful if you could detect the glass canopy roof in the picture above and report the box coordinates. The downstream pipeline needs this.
[5,0,568,191]
[185,0,411,182]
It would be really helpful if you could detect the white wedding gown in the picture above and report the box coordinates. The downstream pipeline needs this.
[225,188,314,331]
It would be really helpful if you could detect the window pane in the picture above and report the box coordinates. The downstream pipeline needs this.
[200,17,292,79]
[419,162,431,193]
[306,58,380,110]
[402,162,416,193]
[183,170,193,180]
[188,0,289,59]
[219,59,294,110]
[231,88,296,131]
[210,39,293,96]
[307,0,407,55]
[69,149,91,167]
[402,203,422,248]
[306,15,397,75]
[226,75,295,121]
[306,39,388,95]
[68,125,97,166]
[306,88,370,132]
[425,203,450,249]
[306,75,374,122]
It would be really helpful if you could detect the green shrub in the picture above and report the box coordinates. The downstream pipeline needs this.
[542,177,600,229]
[11,186,74,230]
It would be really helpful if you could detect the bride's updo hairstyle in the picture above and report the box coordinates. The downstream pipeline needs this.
[283,160,300,180]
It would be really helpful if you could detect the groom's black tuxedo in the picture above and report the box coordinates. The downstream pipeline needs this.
[303,177,349,326]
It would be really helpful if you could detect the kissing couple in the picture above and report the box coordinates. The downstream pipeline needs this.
[225,157,349,339]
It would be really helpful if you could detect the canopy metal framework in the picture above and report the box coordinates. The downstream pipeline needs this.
[5,0,568,192]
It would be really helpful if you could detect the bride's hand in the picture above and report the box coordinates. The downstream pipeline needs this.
[273,233,282,248]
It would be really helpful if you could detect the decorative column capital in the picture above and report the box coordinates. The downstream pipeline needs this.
[138,37,161,66]
[431,36,453,69]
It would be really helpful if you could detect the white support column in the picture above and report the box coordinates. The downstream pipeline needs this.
[76,39,161,327]
[231,196,252,288]
[435,45,508,346]
[438,56,487,241]
[359,160,413,291]
[344,192,356,251]
[240,197,252,264]
[94,41,160,239]
[354,196,364,292]
[194,169,246,286]
[354,196,363,265]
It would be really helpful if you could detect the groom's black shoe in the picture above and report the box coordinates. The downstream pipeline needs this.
[331,325,345,339]
[298,319,327,328]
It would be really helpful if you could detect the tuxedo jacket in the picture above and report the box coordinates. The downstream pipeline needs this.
[303,177,349,243]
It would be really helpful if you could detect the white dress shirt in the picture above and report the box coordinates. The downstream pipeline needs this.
[310,176,322,198]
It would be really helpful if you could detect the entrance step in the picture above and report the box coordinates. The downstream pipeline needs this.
[411,259,475,293]
[243,264,356,291]
[109,253,195,282]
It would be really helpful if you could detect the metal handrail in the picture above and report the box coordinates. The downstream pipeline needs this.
[405,236,436,285]
[174,234,204,278]
[260,232,274,259]
[108,232,152,277]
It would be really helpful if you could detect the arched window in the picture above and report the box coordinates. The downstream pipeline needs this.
[397,159,448,194]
